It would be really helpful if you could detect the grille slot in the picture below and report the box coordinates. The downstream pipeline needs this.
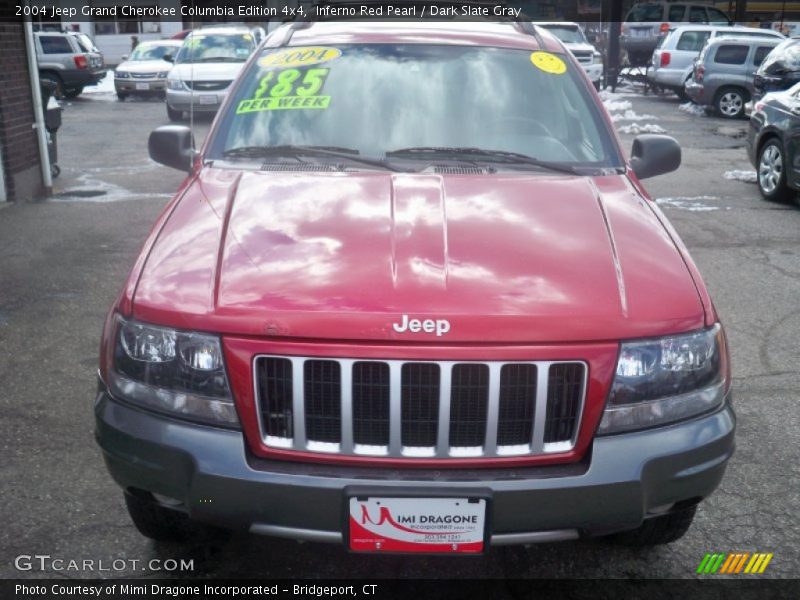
[449,364,489,448]
[401,363,440,448]
[304,360,341,444]
[254,357,586,459]
[352,361,390,447]
[497,364,537,446]
[258,358,293,439]
[545,363,584,445]
[185,80,231,91]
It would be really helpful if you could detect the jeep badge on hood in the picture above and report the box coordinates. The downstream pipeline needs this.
[392,315,451,336]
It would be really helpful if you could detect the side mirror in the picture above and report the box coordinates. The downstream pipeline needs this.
[163,53,174,63]
[148,126,195,172]
[630,134,681,180]
[121,54,129,61]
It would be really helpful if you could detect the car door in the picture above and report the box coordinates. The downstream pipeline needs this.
[780,87,800,190]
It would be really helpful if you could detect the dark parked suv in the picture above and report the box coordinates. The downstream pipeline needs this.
[34,31,106,99]
[753,37,800,101]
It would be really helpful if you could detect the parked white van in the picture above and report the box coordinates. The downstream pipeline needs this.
[647,25,784,97]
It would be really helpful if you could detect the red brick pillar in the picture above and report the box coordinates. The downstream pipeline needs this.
[0,9,46,202]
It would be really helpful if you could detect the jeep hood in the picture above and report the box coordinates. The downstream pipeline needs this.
[132,169,705,343]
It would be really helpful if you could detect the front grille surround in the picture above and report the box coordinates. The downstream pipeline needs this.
[253,356,588,460]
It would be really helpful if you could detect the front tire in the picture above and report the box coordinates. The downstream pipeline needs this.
[166,104,183,122]
[116,92,128,101]
[715,87,747,119]
[63,86,83,99]
[612,505,697,546]
[757,138,794,203]
[124,491,194,542]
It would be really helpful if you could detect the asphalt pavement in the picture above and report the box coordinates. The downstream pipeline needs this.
[0,84,798,581]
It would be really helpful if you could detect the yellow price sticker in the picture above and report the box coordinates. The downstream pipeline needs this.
[259,46,341,70]
[530,51,567,75]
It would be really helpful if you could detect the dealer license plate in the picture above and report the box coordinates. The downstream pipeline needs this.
[198,94,217,105]
[135,82,150,91]
[348,497,486,554]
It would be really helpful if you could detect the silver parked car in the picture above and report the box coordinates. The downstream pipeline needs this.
[35,31,106,99]
[621,1,731,66]
[648,25,784,98]
[685,36,782,118]
[114,40,183,101]
[165,27,257,121]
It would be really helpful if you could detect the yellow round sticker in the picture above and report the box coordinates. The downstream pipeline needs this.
[259,47,341,70]
[530,51,567,75]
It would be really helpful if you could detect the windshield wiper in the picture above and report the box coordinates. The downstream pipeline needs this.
[221,145,396,171]
[386,147,582,175]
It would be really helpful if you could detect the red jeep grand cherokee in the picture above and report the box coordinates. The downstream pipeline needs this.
[95,21,734,553]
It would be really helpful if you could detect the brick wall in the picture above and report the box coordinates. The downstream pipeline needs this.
[0,8,45,202]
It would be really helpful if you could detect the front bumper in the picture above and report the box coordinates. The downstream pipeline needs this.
[685,80,705,104]
[115,78,167,94]
[95,384,735,546]
[580,63,603,83]
[166,87,227,112]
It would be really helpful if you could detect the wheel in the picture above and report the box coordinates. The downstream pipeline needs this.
[124,491,226,542]
[116,92,128,101]
[39,72,64,99]
[166,104,184,122]
[593,80,601,92]
[124,491,194,542]
[757,138,794,203]
[715,87,747,119]
[63,86,83,99]
[51,164,60,179]
[611,505,697,546]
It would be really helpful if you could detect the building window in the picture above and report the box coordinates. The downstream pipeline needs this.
[93,7,161,35]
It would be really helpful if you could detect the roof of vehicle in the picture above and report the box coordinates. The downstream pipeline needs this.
[190,26,255,35]
[668,24,784,36]
[536,22,581,28]
[702,35,782,46]
[137,39,183,46]
[280,21,562,52]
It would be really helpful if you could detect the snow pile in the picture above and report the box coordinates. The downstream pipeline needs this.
[611,109,657,122]
[678,102,707,116]
[603,99,633,112]
[656,196,724,212]
[618,123,667,134]
[83,72,115,95]
[724,170,757,183]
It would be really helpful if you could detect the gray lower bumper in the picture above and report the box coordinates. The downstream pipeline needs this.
[95,390,735,545]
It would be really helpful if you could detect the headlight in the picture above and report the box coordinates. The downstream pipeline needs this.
[158,71,169,78]
[597,324,728,435]
[593,51,603,64]
[115,70,130,79]
[167,79,183,90]
[107,317,239,427]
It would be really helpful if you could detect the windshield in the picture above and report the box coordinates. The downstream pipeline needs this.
[626,4,662,22]
[209,44,620,171]
[176,33,255,64]
[540,25,588,44]
[130,43,177,61]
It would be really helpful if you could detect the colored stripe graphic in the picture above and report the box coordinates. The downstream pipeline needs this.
[700,552,773,574]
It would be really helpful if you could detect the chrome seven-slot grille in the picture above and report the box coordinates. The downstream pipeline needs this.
[254,357,587,459]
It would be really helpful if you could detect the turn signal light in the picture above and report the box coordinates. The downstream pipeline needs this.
[74,55,88,69]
